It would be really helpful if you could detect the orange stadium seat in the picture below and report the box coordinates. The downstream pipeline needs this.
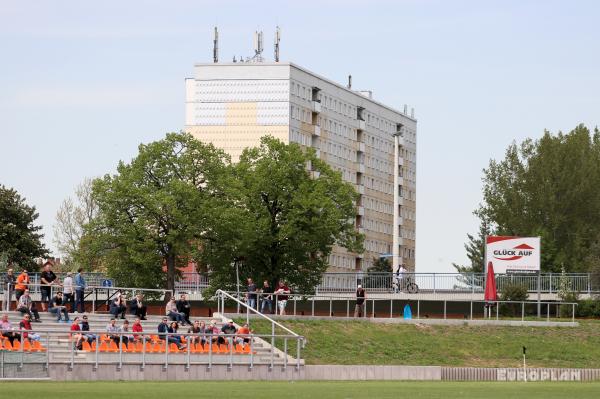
[153,342,165,353]
[145,342,154,353]
[33,341,46,352]
[135,341,144,352]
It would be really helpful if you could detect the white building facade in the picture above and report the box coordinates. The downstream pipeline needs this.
[185,62,416,272]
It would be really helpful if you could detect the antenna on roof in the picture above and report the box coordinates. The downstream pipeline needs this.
[274,26,281,62]
[254,30,264,60]
[347,75,352,89]
[212,27,219,63]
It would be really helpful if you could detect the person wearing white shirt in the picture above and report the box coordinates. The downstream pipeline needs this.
[62,272,74,313]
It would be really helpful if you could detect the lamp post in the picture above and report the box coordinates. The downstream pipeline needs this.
[392,129,402,275]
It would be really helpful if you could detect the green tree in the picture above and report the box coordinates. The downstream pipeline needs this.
[453,218,491,274]
[200,136,363,294]
[83,132,231,292]
[53,177,98,266]
[0,185,48,270]
[475,124,600,272]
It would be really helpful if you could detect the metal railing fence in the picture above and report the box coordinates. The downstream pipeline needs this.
[221,291,578,323]
[2,282,171,312]
[3,271,595,298]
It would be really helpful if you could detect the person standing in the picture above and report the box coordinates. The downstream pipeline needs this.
[246,278,258,310]
[273,281,291,316]
[62,272,74,312]
[74,268,86,313]
[354,285,366,318]
[260,280,273,314]
[15,270,29,302]
[2,268,16,311]
[40,262,57,312]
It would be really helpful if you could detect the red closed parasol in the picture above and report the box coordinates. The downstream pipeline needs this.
[484,261,498,302]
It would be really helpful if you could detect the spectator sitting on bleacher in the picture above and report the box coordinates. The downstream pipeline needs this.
[120,319,133,345]
[206,320,220,344]
[19,314,40,341]
[166,297,186,325]
[132,317,144,342]
[106,317,124,346]
[70,316,84,350]
[80,315,96,344]
[110,292,127,319]
[219,319,237,345]
[1,313,21,345]
[130,294,147,320]
[236,322,253,345]
[176,293,192,325]
[17,289,41,322]
[158,317,185,350]
[186,320,205,345]
[49,291,70,323]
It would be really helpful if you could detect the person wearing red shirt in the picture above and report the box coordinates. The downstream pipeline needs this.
[70,316,84,349]
[19,314,40,341]
[132,318,144,342]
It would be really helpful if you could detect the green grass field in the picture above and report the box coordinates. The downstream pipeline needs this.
[243,319,600,368]
[2,381,600,399]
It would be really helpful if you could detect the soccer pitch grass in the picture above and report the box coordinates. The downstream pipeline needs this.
[2,381,600,399]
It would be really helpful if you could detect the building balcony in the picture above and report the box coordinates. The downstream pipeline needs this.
[357,164,365,174]
[357,142,365,152]
[397,177,404,186]
[312,101,322,113]
[357,185,365,194]
[398,197,404,206]
[397,136,405,146]
[398,217,403,226]
[313,125,321,137]
[357,206,365,216]
[358,120,366,130]
[398,157,403,166]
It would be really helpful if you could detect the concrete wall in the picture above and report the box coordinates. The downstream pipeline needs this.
[24,364,600,381]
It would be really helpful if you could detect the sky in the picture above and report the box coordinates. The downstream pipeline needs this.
[1,0,599,273]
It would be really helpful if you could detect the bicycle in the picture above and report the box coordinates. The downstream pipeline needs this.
[392,275,419,294]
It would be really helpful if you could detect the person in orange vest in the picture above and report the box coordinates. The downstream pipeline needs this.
[15,270,29,302]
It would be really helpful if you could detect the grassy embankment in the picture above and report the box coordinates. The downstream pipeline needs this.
[243,318,600,368]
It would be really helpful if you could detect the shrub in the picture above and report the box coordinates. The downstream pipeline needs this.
[499,283,529,316]
[577,298,600,318]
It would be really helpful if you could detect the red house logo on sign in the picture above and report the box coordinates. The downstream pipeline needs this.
[493,243,535,261]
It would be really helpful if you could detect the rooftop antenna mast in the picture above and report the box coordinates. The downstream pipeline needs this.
[250,30,264,62]
[274,26,281,62]
[213,27,219,63]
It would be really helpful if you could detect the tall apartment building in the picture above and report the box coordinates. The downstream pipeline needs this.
[184,62,417,272]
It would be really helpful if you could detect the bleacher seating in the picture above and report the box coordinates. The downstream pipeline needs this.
[1,311,273,364]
